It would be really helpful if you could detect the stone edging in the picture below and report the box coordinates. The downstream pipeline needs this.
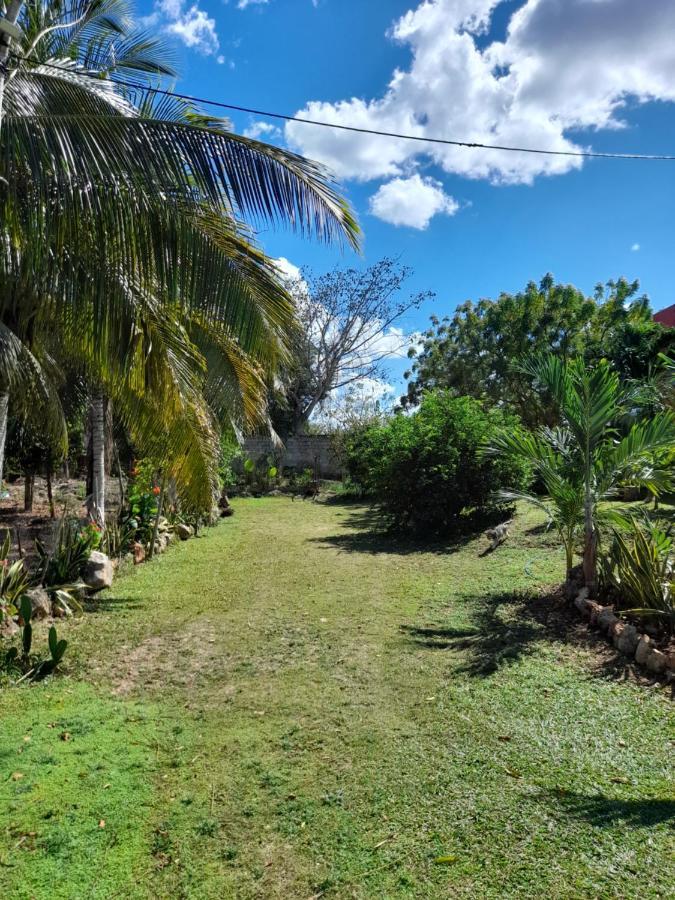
[573,589,675,678]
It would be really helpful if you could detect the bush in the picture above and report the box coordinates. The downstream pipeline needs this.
[343,392,531,534]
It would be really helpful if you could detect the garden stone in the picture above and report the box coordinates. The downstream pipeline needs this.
[587,601,603,624]
[175,523,193,541]
[0,616,19,637]
[574,594,590,616]
[83,551,114,591]
[635,635,652,666]
[613,623,639,656]
[597,607,618,634]
[645,648,667,675]
[26,587,51,620]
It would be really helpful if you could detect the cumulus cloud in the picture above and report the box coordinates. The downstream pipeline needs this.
[144,0,220,56]
[243,121,281,140]
[369,174,458,228]
[273,256,302,282]
[631,242,641,251]
[285,0,675,186]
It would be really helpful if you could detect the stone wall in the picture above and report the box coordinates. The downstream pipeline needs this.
[242,435,342,479]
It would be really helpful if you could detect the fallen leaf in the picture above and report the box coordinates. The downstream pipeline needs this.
[618,739,626,748]
[504,767,522,779]
[434,855,458,865]
[98,820,106,828]
[610,776,630,784]
[497,735,512,742]
[103,783,111,790]
[60,732,71,742]
[10,772,24,781]
[373,836,395,849]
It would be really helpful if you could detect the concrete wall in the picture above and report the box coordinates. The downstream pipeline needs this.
[242,435,342,479]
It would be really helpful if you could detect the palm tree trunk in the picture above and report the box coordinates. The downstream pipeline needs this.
[0,2,23,118]
[0,391,8,489]
[23,471,34,512]
[46,465,55,519]
[582,484,597,594]
[88,393,106,527]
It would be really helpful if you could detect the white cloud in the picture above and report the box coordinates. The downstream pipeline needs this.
[237,0,269,8]
[166,5,219,55]
[286,0,675,186]
[273,256,303,284]
[631,242,641,251]
[369,174,458,229]
[145,0,220,56]
[243,120,281,140]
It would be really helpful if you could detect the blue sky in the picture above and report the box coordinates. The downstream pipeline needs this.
[138,0,675,399]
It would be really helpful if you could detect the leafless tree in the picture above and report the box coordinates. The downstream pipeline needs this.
[273,258,432,434]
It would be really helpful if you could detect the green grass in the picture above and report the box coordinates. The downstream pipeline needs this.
[0,500,672,898]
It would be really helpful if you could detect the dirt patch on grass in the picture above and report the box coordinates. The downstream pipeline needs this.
[109,618,222,696]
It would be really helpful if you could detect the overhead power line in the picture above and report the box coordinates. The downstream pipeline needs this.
[12,52,675,162]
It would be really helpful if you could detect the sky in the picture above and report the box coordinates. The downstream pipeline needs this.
[137,0,675,403]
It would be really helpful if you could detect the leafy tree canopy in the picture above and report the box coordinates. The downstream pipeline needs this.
[402,275,672,427]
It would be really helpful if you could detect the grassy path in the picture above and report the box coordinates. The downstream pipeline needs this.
[0,499,673,898]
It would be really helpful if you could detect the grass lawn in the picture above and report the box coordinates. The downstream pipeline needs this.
[0,499,672,898]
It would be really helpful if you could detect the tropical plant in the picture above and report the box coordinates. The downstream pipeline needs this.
[37,518,98,587]
[0,529,32,619]
[7,597,68,681]
[0,0,359,518]
[490,355,675,591]
[600,515,674,632]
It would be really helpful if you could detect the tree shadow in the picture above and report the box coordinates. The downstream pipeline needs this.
[543,789,675,828]
[401,590,547,674]
[401,588,650,682]
[83,596,143,612]
[307,506,486,557]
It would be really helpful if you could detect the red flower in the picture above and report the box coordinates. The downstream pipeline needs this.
[152,486,161,496]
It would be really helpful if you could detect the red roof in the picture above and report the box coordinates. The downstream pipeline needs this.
[654,304,675,327]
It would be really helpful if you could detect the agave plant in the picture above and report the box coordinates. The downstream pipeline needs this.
[0,0,359,514]
[490,355,675,591]
[601,515,674,633]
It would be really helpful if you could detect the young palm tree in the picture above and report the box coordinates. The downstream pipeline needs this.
[0,0,359,513]
[490,355,675,592]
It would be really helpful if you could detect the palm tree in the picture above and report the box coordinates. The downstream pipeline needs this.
[490,355,675,592]
[0,0,359,513]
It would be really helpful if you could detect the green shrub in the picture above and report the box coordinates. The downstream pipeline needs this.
[219,433,242,492]
[344,392,531,534]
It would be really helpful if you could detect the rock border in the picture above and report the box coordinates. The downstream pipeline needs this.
[573,588,675,678]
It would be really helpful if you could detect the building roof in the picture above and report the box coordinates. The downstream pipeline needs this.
[654,304,675,327]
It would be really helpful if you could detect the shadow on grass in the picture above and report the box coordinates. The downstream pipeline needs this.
[402,588,638,681]
[401,590,545,675]
[307,506,487,557]
[84,596,144,612]
[545,790,675,828]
